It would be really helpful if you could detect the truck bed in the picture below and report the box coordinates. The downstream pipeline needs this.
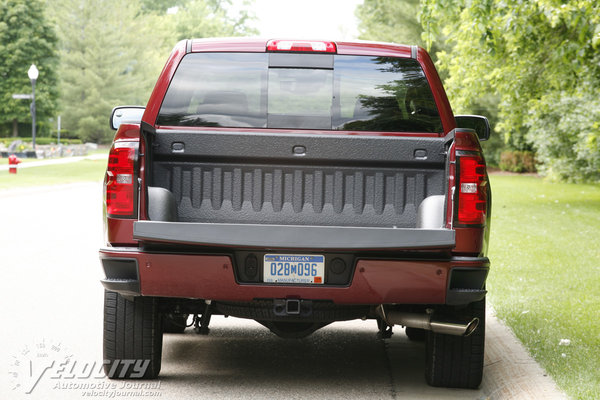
[147,129,449,230]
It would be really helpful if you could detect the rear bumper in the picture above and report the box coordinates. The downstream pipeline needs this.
[99,248,488,306]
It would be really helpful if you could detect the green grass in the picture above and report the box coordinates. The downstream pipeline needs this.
[0,158,107,189]
[487,175,600,399]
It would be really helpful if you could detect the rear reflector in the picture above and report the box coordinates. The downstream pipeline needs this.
[105,141,137,216]
[116,174,133,184]
[460,183,478,194]
[267,40,336,53]
[457,155,487,225]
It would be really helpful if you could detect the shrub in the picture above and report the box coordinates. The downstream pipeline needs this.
[0,137,83,147]
[499,151,537,173]
[526,94,600,182]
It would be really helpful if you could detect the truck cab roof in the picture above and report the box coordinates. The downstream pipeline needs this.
[187,37,415,58]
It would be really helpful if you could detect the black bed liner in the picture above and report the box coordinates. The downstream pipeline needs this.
[150,129,447,165]
[147,130,449,229]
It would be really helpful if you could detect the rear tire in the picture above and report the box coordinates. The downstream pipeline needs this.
[425,298,485,389]
[405,327,426,341]
[103,291,163,379]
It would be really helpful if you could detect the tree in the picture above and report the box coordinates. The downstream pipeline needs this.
[355,0,502,164]
[0,0,59,137]
[49,0,159,143]
[171,0,257,41]
[357,0,425,46]
[420,0,600,181]
[140,0,179,14]
[51,0,257,143]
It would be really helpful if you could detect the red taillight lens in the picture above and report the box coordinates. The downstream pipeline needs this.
[457,155,487,225]
[266,39,337,53]
[105,141,137,216]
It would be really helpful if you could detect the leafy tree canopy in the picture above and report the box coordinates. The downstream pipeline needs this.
[49,0,256,143]
[172,0,257,40]
[140,0,179,14]
[357,0,425,46]
[420,0,600,181]
[0,0,59,136]
[356,0,503,164]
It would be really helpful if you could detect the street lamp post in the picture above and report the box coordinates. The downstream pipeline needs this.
[28,64,39,151]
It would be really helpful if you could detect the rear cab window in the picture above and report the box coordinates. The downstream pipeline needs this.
[157,53,442,133]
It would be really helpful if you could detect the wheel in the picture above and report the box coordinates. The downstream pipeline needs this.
[103,290,163,379]
[405,327,426,341]
[163,313,189,333]
[425,298,485,389]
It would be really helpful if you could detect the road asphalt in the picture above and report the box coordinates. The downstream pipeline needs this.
[0,182,569,399]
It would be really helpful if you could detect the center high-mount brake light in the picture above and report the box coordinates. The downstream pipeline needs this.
[105,141,138,217]
[266,40,337,53]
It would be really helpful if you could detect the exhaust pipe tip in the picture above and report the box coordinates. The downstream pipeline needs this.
[377,305,481,337]
[463,317,479,337]
[430,317,480,336]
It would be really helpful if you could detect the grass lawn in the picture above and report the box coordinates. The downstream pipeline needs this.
[0,157,107,189]
[487,175,600,399]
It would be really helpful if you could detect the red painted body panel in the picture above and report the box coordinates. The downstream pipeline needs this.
[106,218,136,245]
[100,249,489,305]
[142,40,187,127]
[112,123,141,141]
[446,141,457,229]
[416,47,456,134]
[138,131,148,221]
[454,227,485,255]
[336,41,412,57]
[191,37,266,53]
[189,38,415,57]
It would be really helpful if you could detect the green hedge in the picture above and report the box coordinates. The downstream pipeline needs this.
[0,137,83,146]
[499,150,537,173]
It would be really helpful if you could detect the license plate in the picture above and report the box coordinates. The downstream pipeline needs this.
[263,254,325,284]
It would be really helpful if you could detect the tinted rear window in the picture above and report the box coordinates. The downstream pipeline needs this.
[157,53,442,133]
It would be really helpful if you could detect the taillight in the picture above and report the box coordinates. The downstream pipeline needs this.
[457,154,487,225]
[266,39,337,53]
[105,141,138,217]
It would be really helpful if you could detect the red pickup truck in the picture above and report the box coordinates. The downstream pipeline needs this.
[100,38,491,389]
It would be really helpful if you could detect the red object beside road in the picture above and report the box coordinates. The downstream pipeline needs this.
[8,154,21,174]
